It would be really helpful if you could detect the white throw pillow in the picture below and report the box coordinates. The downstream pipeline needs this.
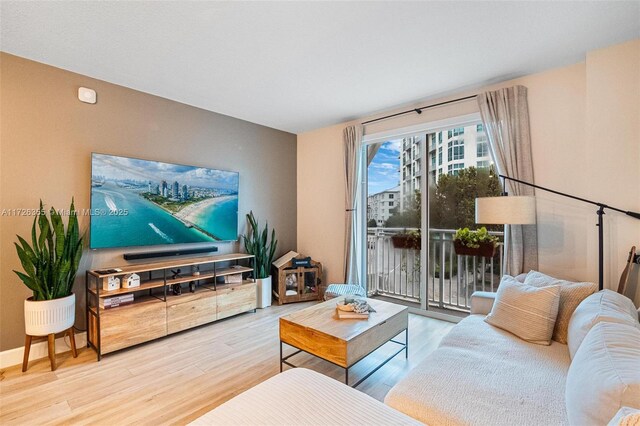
[525,271,597,344]
[567,289,640,359]
[485,275,561,345]
[566,322,640,426]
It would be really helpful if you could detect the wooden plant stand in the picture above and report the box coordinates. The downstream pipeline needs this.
[22,327,78,372]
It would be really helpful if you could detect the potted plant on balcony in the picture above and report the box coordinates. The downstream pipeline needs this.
[14,199,83,343]
[242,211,277,309]
[391,229,421,250]
[453,227,498,258]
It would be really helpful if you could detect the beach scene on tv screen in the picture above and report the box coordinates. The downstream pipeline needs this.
[90,153,239,249]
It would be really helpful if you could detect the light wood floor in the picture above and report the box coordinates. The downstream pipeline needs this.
[0,302,454,425]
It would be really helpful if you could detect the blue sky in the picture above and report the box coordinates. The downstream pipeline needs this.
[367,140,401,195]
[92,153,239,190]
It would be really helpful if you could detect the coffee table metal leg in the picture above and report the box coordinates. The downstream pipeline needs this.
[345,368,348,386]
[405,328,409,358]
[280,340,283,372]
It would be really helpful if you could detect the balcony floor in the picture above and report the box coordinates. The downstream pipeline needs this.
[370,294,468,320]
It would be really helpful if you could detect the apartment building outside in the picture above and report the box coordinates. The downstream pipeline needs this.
[367,186,400,226]
[400,123,492,209]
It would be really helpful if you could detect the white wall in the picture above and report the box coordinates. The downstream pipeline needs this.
[298,39,640,304]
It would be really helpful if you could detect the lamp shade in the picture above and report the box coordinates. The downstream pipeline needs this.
[475,196,537,225]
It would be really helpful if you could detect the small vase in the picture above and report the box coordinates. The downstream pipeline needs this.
[24,293,75,336]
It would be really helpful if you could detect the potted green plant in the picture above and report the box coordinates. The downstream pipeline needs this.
[453,227,498,258]
[14,199,83,337]
[391,229,421,250]
[242,211,277,309]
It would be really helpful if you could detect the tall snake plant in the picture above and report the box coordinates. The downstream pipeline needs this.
[242,211,277,279]
[13,199,83,300]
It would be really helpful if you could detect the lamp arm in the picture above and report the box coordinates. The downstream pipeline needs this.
[498,174,640,220]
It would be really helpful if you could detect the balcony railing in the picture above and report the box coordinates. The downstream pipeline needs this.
[367,227,504,312]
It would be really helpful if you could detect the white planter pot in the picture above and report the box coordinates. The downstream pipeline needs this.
[256,276,272,309]
[24,293,75,336]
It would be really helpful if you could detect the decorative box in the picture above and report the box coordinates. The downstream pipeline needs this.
[122,273,140,289]
[103,276,121,291]
[225,273,243,284]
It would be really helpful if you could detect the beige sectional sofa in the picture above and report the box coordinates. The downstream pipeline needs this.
[193,289,640,426]
[386,289,640,425]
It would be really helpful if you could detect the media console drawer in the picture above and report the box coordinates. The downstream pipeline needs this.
[217,282,257,320]
[167,290,217,334]
[100,298,167,354]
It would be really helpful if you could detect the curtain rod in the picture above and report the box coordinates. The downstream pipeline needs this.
[361,94,478,126]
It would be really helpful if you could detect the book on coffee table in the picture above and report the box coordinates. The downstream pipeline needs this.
[336,308,369,320]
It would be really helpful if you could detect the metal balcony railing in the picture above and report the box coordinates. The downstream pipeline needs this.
[366,227,504,312]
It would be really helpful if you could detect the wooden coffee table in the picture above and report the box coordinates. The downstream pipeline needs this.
[279,297,408,387]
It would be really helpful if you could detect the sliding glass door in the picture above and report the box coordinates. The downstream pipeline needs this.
[365,136,424,307]
[363,115,504,314]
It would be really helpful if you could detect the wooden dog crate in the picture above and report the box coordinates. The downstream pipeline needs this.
[272,255,323,305]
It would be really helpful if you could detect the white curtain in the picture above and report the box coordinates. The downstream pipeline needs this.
[478,85,539,275]
[344,125,364,285]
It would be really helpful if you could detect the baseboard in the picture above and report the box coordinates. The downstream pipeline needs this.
[409,308,463,323]
[0,331,87,369]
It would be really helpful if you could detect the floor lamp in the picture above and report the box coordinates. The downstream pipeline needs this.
[475,174,640,291]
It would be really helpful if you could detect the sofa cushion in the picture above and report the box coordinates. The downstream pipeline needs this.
[191,368,422,425]
[385,315,570,425]
[485,275,561,345]
[525,271,597,343]
[566,322,640,426]
[567,290,639,359]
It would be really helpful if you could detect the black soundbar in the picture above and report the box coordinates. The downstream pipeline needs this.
[123,246,218,261]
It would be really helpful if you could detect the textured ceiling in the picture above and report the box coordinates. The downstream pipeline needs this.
[1,1,639,133]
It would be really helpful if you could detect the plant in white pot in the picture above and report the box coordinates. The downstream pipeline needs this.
[242,211,277,309]
[14,199,83,370]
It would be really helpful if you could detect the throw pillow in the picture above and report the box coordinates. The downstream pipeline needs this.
[567,289,640,359]
[524,271,597,343]
[485,275,561,345]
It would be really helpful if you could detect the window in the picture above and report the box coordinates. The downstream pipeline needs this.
[448,127,464,139]
[438,168,443,175]
[448,139,465,161]
[477,141,489,157]
[388,194,394,199]
[477,160,490,169]
[438,147,443,165]
[447,163,465,176]
[429,133,436,150]
[477,123,484,132]
[388,201,394,207]
[431,153,436,168]
[438,132,443,144]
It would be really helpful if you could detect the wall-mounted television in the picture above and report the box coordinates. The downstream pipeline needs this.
[90,153,239,249]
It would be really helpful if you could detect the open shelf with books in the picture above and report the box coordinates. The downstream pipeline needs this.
[86,253,256,360]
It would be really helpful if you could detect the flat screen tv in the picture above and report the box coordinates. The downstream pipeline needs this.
[90,153,239,249]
